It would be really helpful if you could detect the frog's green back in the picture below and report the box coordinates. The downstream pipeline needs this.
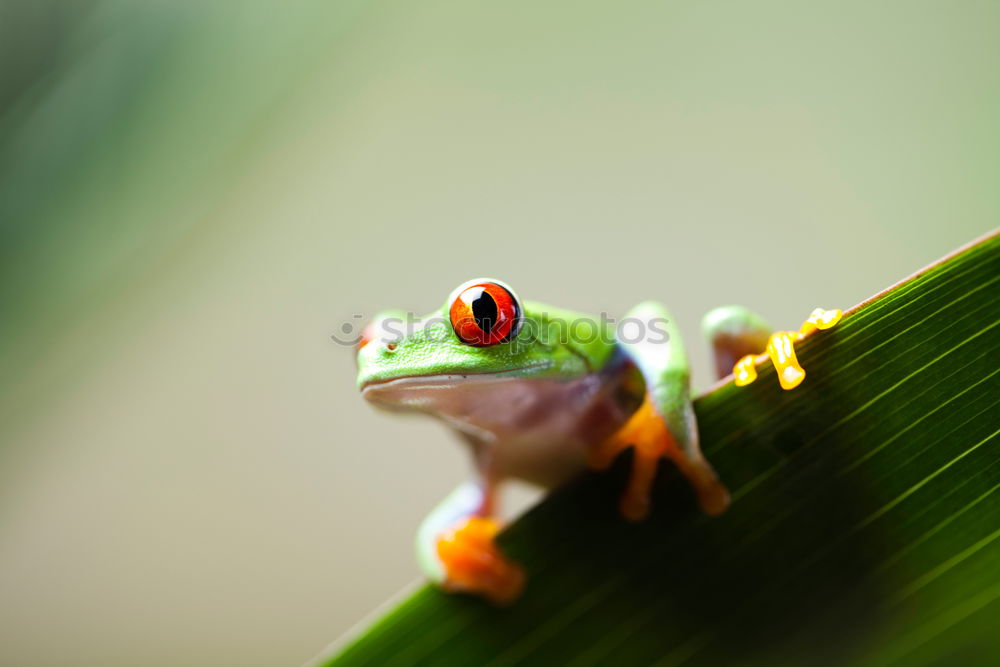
[520,300,620,374]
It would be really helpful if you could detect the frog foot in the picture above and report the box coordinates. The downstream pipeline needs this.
[733,307,842,391]
[435,516,525,605]
[589,398,729,521]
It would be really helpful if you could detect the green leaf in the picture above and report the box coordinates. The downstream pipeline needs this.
[316,231,1000,666]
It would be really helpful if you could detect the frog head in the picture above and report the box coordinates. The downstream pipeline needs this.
[356,278,618,413]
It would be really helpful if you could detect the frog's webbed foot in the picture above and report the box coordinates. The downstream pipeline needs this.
[589,397,729,521]
[417,481,524,605]
[436,516,525,604]
[704,305,842,390]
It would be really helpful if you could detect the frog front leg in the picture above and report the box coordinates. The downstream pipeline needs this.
[591,302,730,521]
[416,479,524,605]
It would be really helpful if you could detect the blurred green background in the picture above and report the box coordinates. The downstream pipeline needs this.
[0,1,996,665]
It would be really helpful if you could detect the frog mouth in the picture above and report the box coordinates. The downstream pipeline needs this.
[360,365,551,406]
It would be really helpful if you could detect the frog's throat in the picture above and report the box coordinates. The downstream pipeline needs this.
[361,350,645,486]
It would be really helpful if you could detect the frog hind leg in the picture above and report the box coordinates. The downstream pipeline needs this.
[594,302,730,521]
[701,305,772,380]
[416,479,525,605]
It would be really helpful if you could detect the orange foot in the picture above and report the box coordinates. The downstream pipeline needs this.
[589,398,729,521]
[435,517,525,605]
[733,307,843,390]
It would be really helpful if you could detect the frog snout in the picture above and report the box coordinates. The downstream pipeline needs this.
[356,310,409,355]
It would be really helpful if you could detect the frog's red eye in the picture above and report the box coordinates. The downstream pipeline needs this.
[449,282,522,346]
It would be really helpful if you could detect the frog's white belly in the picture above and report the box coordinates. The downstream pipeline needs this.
[362,366,638,487]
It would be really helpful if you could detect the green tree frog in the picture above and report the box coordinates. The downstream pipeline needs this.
[355,278,838,603]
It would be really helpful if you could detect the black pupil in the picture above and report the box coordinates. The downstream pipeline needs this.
[471,290,499,332]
